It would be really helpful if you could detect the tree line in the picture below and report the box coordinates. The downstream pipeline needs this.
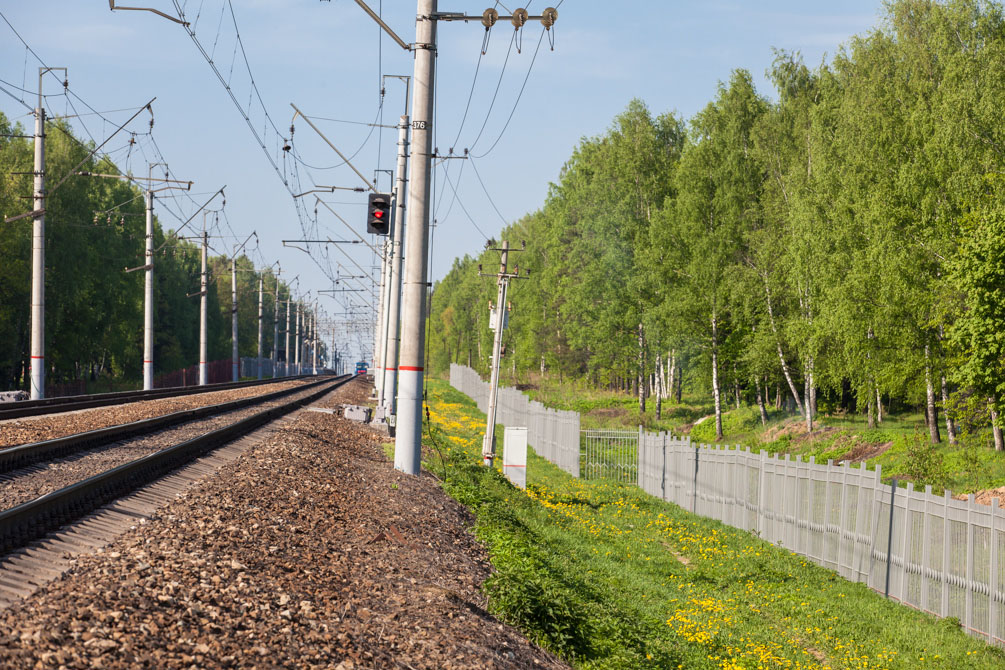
[0,111,306,391]
[427,0,1005,448]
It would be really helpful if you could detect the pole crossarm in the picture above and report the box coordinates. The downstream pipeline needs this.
[314,198,381,255]
[282,239,363,245]
[108,1,189,25]
[157,186,226,250]
[293,184,367,198]
[124,263,153,273]
[5,99,157,224]
[46,99,157,196]
[232,231,258,258]
[75,171,193,187]
[290,103,375,191]
[353,0,411,50]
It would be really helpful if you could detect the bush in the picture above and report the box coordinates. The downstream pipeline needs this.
[482,539,594,658]
[902,430,948,490]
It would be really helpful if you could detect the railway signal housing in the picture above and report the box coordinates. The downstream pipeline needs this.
[367,192,392,235]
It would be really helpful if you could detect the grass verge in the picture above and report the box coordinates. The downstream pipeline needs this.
[422,377,1004,669]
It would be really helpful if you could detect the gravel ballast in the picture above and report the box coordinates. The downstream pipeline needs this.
[0,379,569,670]
[0,380,312,448]
[0,380,337,510]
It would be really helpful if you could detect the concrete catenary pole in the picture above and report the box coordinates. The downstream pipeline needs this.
[374,237,389,399]
[272,274,280,378]
[199,228,208,386]
[284,300,291,377]
[394,0,436,474]
[257,276,264,380]
[382,115,409,417]
[304,303,310,375]
[304,307,311,375]
[231,257,239,382]
[143,186,155,390]
[295,302,302,375]
[29,104,46,399]
[482,241,510,467]
[380,229,396,395]
[312,305,319,374]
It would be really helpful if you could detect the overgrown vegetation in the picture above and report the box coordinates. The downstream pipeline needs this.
[0,113,306,390]
[501,371,1005,494]
[427,0,1005,451]
[424,379,1003,668]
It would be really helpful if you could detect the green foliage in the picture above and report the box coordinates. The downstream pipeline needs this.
[426,378,1004,668]
[0,112,299,389]
[425,0,1005,455]
[688,404,783,445]
[480,515,595,658]
[902,430,949,490]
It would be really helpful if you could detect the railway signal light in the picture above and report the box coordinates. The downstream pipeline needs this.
[367,192,392,235]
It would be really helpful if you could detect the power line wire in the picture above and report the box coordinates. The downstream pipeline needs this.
[468,156,509,226]
[466,30,516,151]
[439,163,491,241]
[471,27,547,158]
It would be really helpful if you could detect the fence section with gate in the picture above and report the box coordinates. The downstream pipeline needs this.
[581,429,639,483]
[448,364,1005,646]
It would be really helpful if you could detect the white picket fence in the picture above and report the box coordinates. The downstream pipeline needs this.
[449,364,579,476]
[448,364,1005,647]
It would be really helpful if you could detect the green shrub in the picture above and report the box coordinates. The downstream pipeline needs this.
[902,430,948,490]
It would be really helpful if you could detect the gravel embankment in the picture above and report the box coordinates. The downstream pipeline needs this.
[0,380,338,510]
[0,379,312,448]
[0,378,568,670]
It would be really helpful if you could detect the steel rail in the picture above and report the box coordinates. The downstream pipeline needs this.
[0,374,353,553]
[0,376,334,473]
[0,374,312,422]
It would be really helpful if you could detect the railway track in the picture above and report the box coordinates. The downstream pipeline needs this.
[0,374,352,558]
[0,374,311,422]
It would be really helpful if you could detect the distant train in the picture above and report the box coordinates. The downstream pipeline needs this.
[355,361,368,376]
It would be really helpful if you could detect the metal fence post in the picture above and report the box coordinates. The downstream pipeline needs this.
[885,477,897,599]
[757,450,766,538]
[991,497,999,645]
[692,443,699,515]
[661,433,667,501]
[899,483,914,605]
[637,424,644,488]
[966,494,975,638]
[942,489,951,617]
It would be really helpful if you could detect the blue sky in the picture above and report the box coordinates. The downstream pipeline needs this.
[0,1,883,360]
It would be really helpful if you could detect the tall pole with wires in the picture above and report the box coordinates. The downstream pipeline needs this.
[29,74,50,399]
[382,115,409,419]
[272,274,280,378]
[312,303,319,374]
[295,302,302,375]
[284,300,291,377]
[374,238,389,398]
[231,257,239,382]
[480,240,525,466]
[257,276,264,380]
[199,226,208,386]
[143,185,155,390]
[395,0,437,475]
